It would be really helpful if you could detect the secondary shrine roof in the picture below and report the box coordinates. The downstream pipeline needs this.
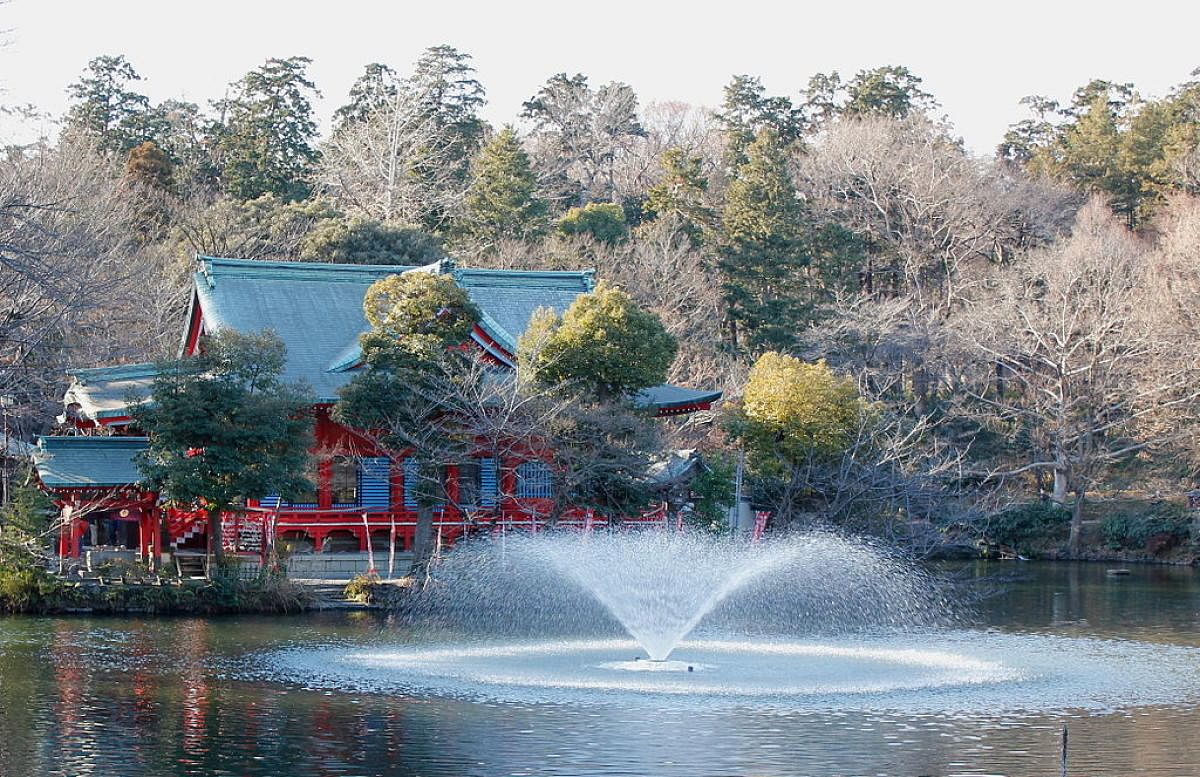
[33,436,148,488]
[64,363,158,423]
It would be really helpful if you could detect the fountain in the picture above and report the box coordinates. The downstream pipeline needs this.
[256,530,1200,715]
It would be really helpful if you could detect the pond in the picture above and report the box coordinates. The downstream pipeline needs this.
[1,560,1199,776]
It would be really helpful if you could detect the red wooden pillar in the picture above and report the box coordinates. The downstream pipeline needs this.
[151,507,162,566]
[317,458,332,510]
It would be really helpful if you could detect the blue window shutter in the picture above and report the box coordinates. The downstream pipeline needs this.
[516,461,553,499]
[261,494,281,508]
[479,458,497,507]
[359,457,391,509]
[403,459,418,509]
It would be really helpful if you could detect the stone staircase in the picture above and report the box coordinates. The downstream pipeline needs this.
[174,551,208,579]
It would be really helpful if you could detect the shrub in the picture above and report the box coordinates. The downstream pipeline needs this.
[985,502,1070,555]
[344,572,380,604]
[0,566,61,612]
[1100,504,1192,553]
[687,454,736,533]
[557,202,628,244]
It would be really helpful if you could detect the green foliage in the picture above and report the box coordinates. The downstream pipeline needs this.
[0,560,312,614]
[408,44,488,160]
[0,565,61,613]
[734,353,869,474]
[1,474,54,536]
[842,66,937,119]
[1100,504,1193,552]
[299,217,444,265]
[713,75,804,167]
[557,202,628,243]
[519,282,677,400]
[644,148,713,240]
[718,130,814,352]
[986,502,1071,555]
[336,271,480,463]
[209,56,321,201]
[64,54,157,154]
[359,271,479,362]
[687,454,736,532]
[334,63,399,128]
[133,330,314,557]
[463,127,549,243]
[1000,76,1200,224]
[344,572,380,603]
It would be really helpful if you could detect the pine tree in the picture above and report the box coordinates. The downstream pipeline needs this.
[64,54,157,153]
[463,127,548,243]
[333,63,399,128]
[644,148,713,242]
[713,75,804,168]
[133,331,313,566]
[717,129,812,353]
[209,57,322,202]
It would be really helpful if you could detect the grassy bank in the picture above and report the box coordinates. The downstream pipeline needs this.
[981,497,1199,565]
[0,535,313,615]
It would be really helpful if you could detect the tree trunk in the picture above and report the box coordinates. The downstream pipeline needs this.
[207,504,225,573]
[1052,462,1069,505]
[1068,486,1086,556]
[409,505,435,583]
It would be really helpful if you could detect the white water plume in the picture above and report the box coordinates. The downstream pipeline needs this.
[521,533,805,659]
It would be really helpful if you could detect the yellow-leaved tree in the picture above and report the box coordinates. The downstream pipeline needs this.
[735,352,871,476]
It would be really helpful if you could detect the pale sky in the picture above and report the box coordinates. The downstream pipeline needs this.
[1,0,1197,156]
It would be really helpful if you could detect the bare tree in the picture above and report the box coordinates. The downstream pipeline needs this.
[798,114,1078,311]
[0,133,139,429]
[318,86,467,229]
[959,199,1200,551]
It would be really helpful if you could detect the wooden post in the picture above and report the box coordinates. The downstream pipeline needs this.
[388,515,396,579]
[362,512,375,575]
[1060,724,1068,777]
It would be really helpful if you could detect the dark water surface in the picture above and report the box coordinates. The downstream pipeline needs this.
[1,561,1199,777]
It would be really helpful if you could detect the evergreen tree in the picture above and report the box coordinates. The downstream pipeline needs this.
[713,75,804,168]
[64,54,157,153]
[557,202,628,244]
[408,45,488,228]
[644,148,714,242]
[209,56,322,201]
[133,330,313,566]
[520,72,644,204]
[299,218,445,265]
[333,63,399,128]
[717,129,813,353]
[842,66,936,118]
[335,272,480,577]
[463,127,548,243]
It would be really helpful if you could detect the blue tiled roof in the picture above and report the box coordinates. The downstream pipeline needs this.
[34,436,148,488]
[65,363,157,421]
[193,256,595,401]
[635,384,723,411]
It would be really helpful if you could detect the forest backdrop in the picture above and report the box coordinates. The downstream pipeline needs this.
[5,47,1200,556]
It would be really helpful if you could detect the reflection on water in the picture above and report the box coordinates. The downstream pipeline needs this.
[0,562,1197,776]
